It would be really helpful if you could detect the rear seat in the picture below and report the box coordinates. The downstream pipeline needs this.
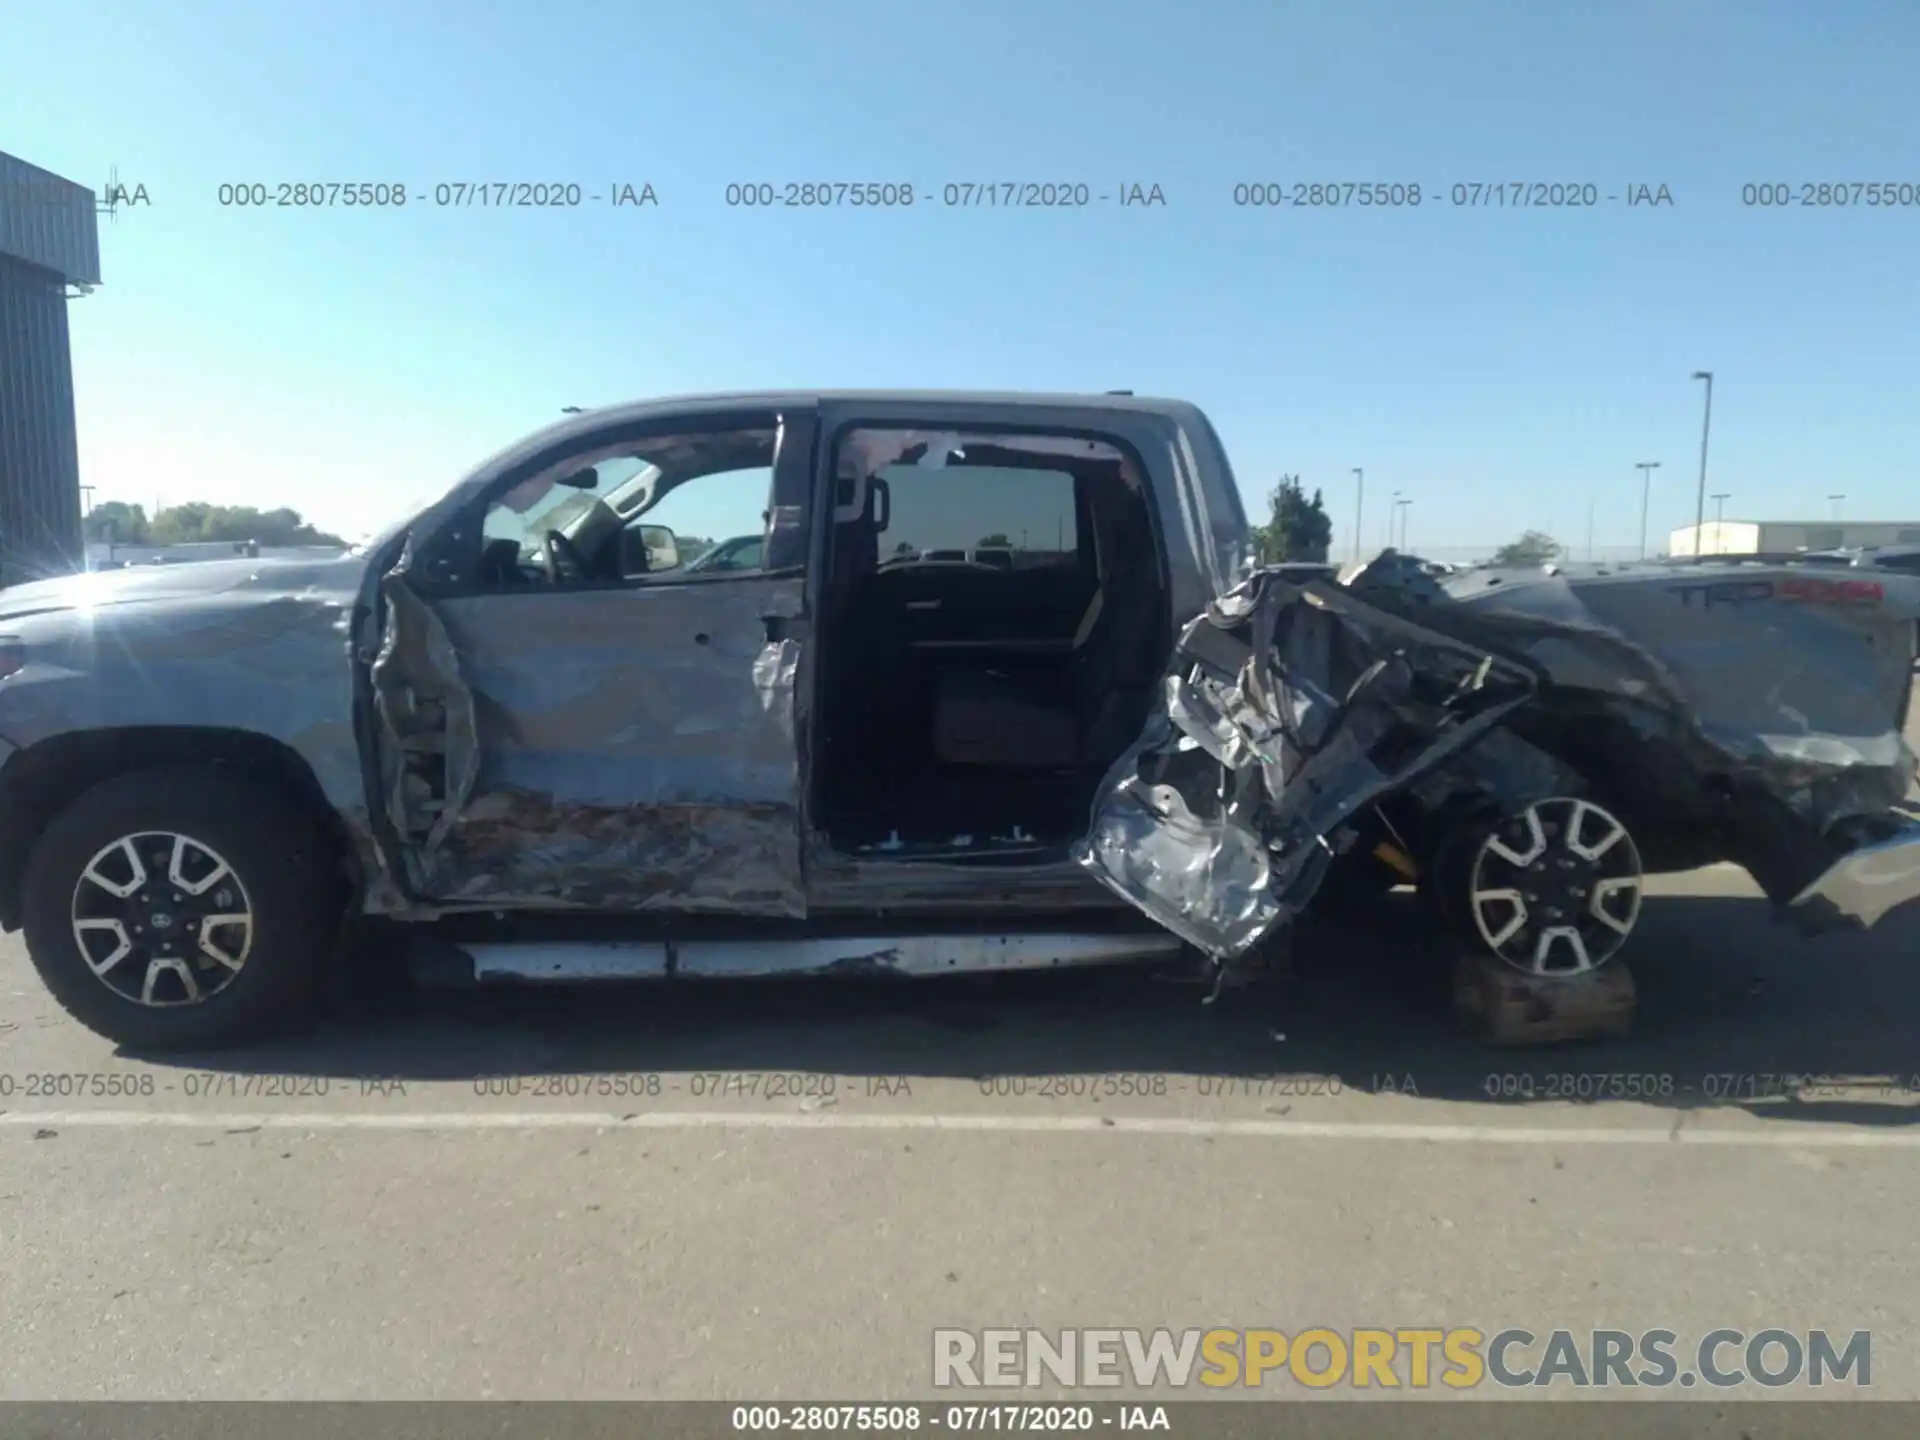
[1070,504,1167,764]
[928,582,1103,768]
[929,492,1168,771]
[931,664,1081,767]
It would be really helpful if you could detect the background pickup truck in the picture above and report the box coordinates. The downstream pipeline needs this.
[0,389,1914,1049]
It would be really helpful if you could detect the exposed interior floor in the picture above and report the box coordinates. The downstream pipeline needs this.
[834,766,1093,852]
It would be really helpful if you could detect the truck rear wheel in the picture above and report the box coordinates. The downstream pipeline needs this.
[1444,796,1645,975]
[22,765,340,1050]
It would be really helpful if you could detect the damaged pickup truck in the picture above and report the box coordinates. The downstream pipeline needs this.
[0,390,1916,1048]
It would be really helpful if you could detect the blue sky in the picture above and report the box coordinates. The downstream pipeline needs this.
[3,0,1916,557]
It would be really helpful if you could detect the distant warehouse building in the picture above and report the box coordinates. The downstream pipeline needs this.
[0,151,101,586]
[1670,518,1920,558]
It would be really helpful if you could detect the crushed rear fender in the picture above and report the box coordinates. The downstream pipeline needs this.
[1433,557,1920,920]
[1078,555,1920,960]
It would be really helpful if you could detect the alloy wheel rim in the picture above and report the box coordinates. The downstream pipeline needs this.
[1468,797,1643,975]
[69,831,255,1006]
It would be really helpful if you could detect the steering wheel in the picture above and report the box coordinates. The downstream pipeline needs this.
[542,528,591,584]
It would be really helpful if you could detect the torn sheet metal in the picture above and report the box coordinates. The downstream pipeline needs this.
[1081,552,1920,962]
[425,793,804,912]
[752,637,800,745]
[1077,567,1538,958]
[1790,809,1920,932]
[391,576,808,915]
[366,540,480,879]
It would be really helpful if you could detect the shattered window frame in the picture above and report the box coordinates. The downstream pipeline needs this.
[820,418,1169,592]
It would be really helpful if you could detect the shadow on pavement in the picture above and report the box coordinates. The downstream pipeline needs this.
[131,890,1920,1127]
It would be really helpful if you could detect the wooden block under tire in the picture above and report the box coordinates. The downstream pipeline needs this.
[1452,952,1637,1046]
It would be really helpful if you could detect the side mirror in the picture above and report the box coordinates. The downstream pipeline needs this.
[619,526,674,576]
[637,524,680,571]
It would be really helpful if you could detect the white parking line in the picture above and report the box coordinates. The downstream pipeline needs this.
[3,1109,1919,1147]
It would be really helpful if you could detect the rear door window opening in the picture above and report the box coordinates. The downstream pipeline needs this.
[812,425,1171,858]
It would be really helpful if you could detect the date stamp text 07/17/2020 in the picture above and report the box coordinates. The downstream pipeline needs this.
[11,1069,1919,1107]
[49,177,1920,212]
[197,179,1920,211]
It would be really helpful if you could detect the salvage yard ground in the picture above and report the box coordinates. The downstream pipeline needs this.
[0,683,1916,1401]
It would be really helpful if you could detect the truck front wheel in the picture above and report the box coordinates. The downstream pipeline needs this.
[21,765,341,1050]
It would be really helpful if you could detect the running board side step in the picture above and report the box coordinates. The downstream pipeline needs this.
[421,932,1187,985]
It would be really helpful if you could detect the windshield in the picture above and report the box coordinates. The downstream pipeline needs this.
[521,490,598,539]
[482,456,652,559]
[685,535,764,572]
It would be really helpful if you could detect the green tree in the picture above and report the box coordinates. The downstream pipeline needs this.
[147,501,212,544]
[1251,475,1333,564]
[1490,530,1563,567]
[976,532,1013,548]
[85,501,150,544]
[147,503,346,548]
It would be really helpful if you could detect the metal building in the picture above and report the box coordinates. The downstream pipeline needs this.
[0,152,101,587]
[1670,518,1920,557]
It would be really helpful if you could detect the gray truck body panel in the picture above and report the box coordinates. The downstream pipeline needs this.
[5,392,1914,960]
[0,391,1246,924]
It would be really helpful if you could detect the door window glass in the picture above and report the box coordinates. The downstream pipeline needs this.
[875,462,1079,570]
[475,429,776,586]
[633,466,772,575]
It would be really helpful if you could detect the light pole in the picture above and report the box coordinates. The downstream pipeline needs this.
[1386,490,1402,549]
[1711,492,1730,539]
[1634,461,1660,560]
[1828,493,1845,522]
[1691,370,1713,559]
[77,485,96,571]
[1351,468,1364,563]
[1396,497,1411,551]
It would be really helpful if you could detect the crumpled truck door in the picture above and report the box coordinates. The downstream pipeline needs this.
[363,421,814,916]
[1074,568,1538,959]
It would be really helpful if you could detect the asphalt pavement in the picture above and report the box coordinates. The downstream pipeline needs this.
[1,692,1917,1403]
[2,858,1918,1403]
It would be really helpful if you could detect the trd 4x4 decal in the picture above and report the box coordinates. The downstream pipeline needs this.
[1780,576,1885,605]
[1669,576,1884,609]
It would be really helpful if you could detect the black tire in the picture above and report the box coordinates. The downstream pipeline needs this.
[1417,824,1483,939]
[22,765,341,1050]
